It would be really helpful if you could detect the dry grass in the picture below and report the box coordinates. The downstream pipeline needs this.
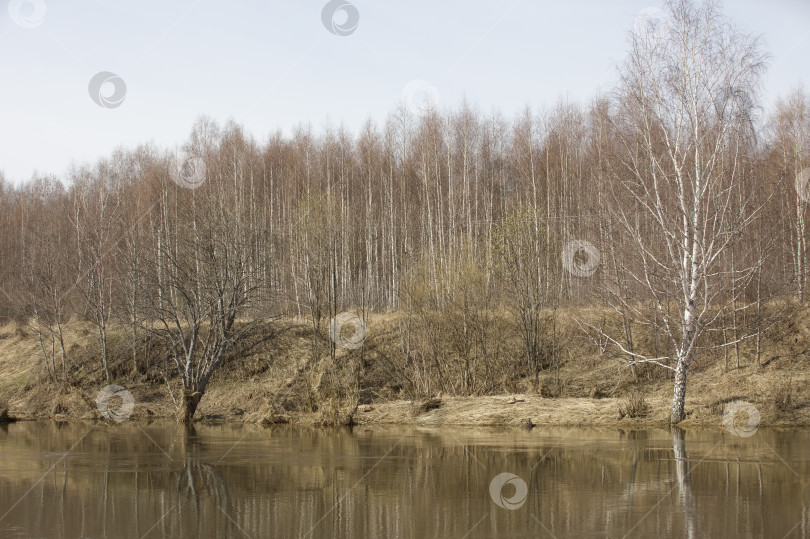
[1,302,809,429]
[353,394,667,427]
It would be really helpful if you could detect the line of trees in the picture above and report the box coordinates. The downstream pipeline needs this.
[0,0,807,422]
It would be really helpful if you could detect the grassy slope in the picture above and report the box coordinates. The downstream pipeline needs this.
[0,306,808,428]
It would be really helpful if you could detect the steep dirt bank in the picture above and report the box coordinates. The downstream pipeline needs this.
[0,307,809,429]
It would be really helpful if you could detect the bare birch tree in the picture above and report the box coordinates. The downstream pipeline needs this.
[610,0,767,423]
[772,89,810,301]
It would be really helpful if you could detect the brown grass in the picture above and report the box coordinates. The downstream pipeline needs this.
[1,303,809,429]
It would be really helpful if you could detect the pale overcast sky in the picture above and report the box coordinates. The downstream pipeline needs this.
[0,0,808,184]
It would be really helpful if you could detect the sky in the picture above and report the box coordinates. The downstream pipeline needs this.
[0,0,808,185]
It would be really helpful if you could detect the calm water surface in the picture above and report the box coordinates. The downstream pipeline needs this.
[0,422,808,538]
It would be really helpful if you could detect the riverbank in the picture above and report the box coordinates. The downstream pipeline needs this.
[3,381,809,429]
[3,368,809,430]
[1,307,809,429]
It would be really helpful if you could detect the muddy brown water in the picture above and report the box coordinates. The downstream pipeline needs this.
[0,422,808,538]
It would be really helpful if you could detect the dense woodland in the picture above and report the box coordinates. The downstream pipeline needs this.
[0,0,808,422]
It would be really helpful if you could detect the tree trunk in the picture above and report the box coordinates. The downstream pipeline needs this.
[672,291,697,423]
[100,323,110,383]
[670,353,690,424]
[181,391,203,424]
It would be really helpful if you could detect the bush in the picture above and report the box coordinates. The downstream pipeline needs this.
[618,390,650,419]
[0,399,12,423]
[772,375,794,413]
[540,375,564,398]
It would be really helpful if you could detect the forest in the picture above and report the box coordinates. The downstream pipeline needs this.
[0,0,808,423]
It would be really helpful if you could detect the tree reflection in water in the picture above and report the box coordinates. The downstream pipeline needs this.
[672,426,697,539]
[173,427,232,538]
[0,423,808,538]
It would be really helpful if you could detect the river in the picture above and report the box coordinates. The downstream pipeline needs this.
[0,422,807,537]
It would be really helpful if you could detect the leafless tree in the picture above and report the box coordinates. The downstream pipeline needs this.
[494,205,561,389]
[771,89,810,301]
[142,148,267,422]
[609,0,768,422]
[20,177,73,382]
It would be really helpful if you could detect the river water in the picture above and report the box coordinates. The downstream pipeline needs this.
[0,422,808,538]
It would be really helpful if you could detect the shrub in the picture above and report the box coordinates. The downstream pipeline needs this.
[772,376,794,413]
[618,390,650,419]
